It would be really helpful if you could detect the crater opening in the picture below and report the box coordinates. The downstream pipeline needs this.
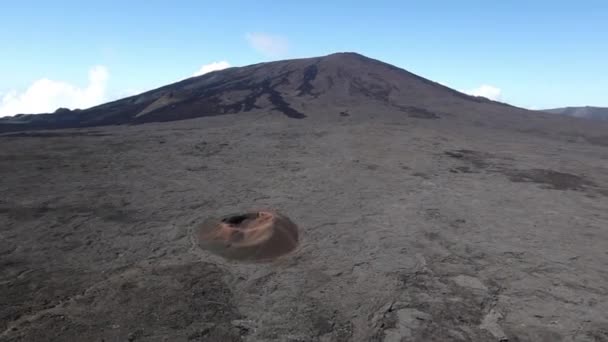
[196,211,299,261]
[221,213,258,226]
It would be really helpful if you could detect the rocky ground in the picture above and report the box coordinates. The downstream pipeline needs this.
[1,111,607,341]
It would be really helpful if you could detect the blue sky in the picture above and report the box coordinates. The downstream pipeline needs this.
[1,0,607,116]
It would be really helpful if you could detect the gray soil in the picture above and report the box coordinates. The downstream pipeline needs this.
[1,110,607,342]
[1,53,607,341]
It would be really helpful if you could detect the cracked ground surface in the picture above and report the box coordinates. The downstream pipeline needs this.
[1,111,607,341]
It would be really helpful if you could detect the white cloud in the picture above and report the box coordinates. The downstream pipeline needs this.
[0,66,109,117]
[245,32,289,57]
[192,61,231,77]
[462,84,502,101]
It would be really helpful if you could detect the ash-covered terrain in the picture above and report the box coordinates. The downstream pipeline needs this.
[1,53,607,342]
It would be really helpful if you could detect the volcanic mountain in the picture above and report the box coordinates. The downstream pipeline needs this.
[3,52,605,141]
[0,52,475,129]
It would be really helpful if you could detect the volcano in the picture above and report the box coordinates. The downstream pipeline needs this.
[2,52,604,137]
[1,53,607,341]
[1,52,489,130]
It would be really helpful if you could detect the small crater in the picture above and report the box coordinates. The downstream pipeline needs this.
[221,213,257,225]
[196,211,299,261]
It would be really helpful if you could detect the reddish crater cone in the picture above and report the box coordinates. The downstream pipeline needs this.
[196,211,299,261]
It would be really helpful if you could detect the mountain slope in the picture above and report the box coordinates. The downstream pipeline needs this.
[543,106,608,121]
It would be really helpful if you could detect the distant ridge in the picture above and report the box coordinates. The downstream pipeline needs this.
[543,106,608,121]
